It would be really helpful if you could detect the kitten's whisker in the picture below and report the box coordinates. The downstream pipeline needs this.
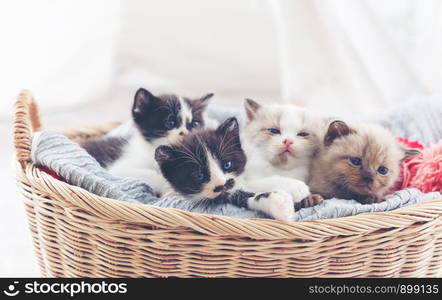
[219,134,240,156]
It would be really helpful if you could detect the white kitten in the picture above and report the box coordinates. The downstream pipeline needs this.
[239,99,324,217]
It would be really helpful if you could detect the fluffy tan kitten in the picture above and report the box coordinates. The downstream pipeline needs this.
[308,120,420,204]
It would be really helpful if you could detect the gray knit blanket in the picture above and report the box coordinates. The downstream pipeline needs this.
[31,98,442,221]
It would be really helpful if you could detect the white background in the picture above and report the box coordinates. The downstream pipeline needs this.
[1,0,442,276]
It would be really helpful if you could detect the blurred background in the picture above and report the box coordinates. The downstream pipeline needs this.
[1,0,442,276]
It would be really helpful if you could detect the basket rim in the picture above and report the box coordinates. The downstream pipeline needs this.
[16,159,442,240]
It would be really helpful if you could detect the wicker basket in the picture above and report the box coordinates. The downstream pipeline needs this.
[13,90,442,277]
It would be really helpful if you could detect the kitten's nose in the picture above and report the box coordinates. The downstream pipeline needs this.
[283,139,294,147]
[179,129,190,136]
[362,172,374,183]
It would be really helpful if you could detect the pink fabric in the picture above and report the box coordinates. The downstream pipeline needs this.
[394,138,442,193]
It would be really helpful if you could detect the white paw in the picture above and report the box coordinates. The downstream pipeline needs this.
[267,190,295,221]
[248,190,294,221]
[284,180,310,203]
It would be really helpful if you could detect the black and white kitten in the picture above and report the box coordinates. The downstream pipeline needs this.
[83,88,213,195]
[155,117,318,221]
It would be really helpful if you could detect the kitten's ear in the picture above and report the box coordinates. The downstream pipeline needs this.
[216,117,239,136]
[244,98,261,121]
[191,93,214,113]
[155,145,174,163]
[132,88,155,119]
[400,145,421,161]
[324,120,353,146]
[200,93,214,103]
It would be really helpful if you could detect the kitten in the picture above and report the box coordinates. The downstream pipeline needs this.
[155,117,319,221]
[308,120,420,204]
[240,98,324,205]
[83,88,213,195]
[155,117,245,200]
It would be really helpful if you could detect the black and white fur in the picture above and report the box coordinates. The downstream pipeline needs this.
[83,88,213,195]
[155,117,318,221]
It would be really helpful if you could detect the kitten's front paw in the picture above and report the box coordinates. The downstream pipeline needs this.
[286,181,311,203]
[295,194,324,211]
[266,190,296,221]
[249,190,295,221]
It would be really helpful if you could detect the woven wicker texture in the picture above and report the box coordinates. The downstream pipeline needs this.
[14,90,442,277]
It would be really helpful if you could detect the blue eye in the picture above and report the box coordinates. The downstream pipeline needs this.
[297,132,309,137]
[192,171,205,182]
[377,166,389,175]
[164,119,176,130]
[268,128,280,135]
[349,157,362,166]
[222,161,232,171]
[190,120,200,128]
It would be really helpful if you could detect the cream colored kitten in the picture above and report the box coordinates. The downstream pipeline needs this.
[237,99,325,220]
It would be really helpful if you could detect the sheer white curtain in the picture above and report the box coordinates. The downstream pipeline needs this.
[1,0,441,119]
[0,0,123,118]
[269,0,442,116]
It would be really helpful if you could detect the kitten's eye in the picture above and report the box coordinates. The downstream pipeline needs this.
[222,161,232,171]
[267,128,281,135]
[377,166,389,175]
[190,120,200,128]
[349,157,362,166]
[164,119,176,130]
[192,171,205,183]
[297,132,309,137]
